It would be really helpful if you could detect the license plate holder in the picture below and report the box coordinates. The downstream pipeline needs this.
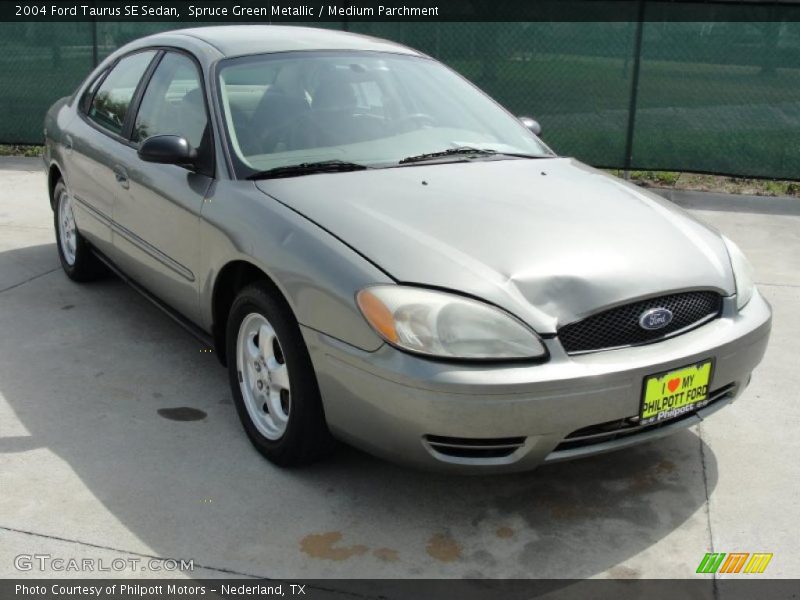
[640,360,714,425]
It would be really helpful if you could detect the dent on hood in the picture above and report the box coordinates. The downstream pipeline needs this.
[256,158,735,333]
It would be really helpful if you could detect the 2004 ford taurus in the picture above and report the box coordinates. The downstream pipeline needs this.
[43,26,771,472]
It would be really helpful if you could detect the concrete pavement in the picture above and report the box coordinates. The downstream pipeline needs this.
[1,157,798,581]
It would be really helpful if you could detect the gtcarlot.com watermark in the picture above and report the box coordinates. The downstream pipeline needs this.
[14,554,194,573]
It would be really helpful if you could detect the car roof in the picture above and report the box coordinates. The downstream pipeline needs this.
[144,25,422,58]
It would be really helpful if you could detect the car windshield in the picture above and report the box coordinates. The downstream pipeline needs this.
[217,51,553,178]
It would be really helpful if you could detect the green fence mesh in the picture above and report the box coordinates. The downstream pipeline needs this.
[1,17,799,179]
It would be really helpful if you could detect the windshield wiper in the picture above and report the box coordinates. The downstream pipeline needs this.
[398,146,545,165]
[246,160,368,180]
[398,146,496,165]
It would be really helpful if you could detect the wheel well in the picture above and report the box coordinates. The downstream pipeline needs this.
[48,164,63,210]
[211,261,291,366]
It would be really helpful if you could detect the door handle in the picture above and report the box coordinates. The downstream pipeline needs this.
[113,166,129,189]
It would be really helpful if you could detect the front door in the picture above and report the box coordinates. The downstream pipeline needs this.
[111,51,214,324]
[68,50,158,255]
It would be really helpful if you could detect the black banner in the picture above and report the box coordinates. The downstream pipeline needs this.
[3,0,800,22]
[3,580,800,600]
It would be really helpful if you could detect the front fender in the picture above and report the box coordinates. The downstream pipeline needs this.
[198,180,390,352]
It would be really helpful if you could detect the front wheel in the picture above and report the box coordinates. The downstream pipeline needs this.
[226,282,335,466]
[53,180,105,281]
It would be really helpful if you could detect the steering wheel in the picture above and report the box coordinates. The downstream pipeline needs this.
[352,111,387,122]
[258,113,330,153]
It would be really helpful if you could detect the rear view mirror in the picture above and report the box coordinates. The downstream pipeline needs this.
[138,135,197,169]
[519,116,542,136]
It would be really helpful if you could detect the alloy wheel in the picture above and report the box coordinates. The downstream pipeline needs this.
[235,312,292,440]
[58,190,77,266]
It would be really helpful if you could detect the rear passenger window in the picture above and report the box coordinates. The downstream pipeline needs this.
[88,51,157,135]
[79,69,107,114]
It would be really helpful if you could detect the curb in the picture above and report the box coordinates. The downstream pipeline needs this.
[651,187,800,216]
[0,156,42,172]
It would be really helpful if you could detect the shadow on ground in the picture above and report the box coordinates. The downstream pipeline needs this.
[0,244,717,579]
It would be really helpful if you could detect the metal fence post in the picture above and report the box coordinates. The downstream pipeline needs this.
[623,0,646,179]
[92,18,98,67]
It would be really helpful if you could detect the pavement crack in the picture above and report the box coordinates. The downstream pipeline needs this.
[0,267,59,294]
[698,424,719,600]
[755,281,800,289]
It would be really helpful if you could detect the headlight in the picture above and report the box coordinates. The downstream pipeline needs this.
[722,236,755,309]
[356,285,547,360]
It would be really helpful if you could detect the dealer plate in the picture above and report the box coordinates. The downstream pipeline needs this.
[641,360,713,425]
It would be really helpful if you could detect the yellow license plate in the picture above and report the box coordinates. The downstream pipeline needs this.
[641,360,713,424]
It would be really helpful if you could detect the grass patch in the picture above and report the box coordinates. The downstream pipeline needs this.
[0,144,42,157]
[609,169,800,197]
[0,142,793,197]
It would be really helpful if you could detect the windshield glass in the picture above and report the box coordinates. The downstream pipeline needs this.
[217,51,553,178]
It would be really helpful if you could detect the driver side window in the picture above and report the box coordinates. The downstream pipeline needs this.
[132,52,209,152]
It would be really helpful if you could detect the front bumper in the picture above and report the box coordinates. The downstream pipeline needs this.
[302,291,771,473]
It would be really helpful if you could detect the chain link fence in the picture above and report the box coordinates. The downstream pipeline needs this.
[1,17,799,179]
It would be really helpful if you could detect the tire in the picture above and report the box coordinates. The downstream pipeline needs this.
[53,180,105,282]
[226,282,335,466]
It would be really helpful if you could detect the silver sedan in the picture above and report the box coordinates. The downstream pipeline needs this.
[43,26,771,472]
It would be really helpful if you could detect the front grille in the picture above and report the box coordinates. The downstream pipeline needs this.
[423,435,526,460]
[552,383,736,452]
[558,291,723,354]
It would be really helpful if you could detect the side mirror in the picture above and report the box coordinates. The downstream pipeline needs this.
[519,116,542,136]
[138,135,197,169]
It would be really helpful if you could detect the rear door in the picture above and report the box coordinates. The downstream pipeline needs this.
[112,50,214,324]
[66,50,158,255]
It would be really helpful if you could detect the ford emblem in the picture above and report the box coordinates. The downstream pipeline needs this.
[639,307,673,330]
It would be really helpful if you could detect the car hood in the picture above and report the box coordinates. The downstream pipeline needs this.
[255,158,734,333]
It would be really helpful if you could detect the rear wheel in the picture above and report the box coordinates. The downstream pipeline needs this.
[53,180,105,281]
[226,282,335,466]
